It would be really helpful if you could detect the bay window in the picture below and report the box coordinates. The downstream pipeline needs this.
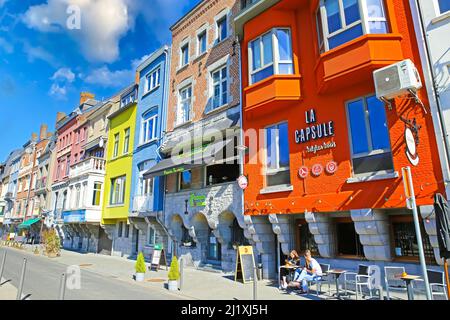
[141,112,157,144]
[265,122,291,187]
[249,28,293,84]
[177,85,192,125]
[317,0,388,52]
[346,95,393,176]
[211,65,228,109]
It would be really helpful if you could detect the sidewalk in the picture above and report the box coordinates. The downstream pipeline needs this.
[0,279,18,300]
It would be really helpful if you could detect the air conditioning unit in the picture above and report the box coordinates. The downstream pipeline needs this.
[373,59,422,100]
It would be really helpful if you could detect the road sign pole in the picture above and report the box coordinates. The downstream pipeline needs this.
[253,266,258,300]
[402,166,432,300]
[179,257,184,291]
[0,250,6,285]
[59,273,66,300]
[16,258,27,300]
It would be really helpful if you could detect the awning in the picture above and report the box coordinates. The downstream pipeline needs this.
[18,218,41,229]
[144,138,236,178]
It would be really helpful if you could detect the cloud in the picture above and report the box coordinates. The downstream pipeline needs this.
[0,37,13,54]
[49,83,67,100]
[23,0,132,63]
[23,42,58,66]
[51,68,75,83]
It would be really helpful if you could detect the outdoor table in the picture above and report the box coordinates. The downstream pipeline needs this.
[400,275,421,300]
[279,265,299,289]
[328,269,347,299]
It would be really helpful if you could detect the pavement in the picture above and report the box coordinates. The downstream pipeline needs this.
[0,244,431,300]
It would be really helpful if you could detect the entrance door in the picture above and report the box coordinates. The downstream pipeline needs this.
[207,228,221,263]
[98,228,112,255]
[133,227,139,255]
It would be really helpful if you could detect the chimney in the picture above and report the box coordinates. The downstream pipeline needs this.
[39,124,48,141]
[135,71,140,85]
[80,92,95,105]
[56,112,66,124]
[31,133,38,142]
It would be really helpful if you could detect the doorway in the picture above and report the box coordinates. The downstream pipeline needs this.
[132,226,139,256]
[207,228,221,263]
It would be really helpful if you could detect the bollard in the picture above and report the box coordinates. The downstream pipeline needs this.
[59,273,66,300]
[16,258,27,300]
[253,266,258,300]
[0,251,6,285]
[179,258,184,291]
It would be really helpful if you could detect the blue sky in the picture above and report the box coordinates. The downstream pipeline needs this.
[0,0,199,161]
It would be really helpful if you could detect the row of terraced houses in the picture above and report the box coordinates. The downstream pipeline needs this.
[1,0,449,279]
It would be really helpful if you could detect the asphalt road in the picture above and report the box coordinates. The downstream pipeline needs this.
[0,247,183,300]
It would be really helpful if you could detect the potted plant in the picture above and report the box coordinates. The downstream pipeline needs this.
[168,256,180,291]
[135,252,146,282]
[42,229,61,258]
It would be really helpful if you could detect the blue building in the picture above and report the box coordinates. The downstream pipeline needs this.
[128,45,171,258]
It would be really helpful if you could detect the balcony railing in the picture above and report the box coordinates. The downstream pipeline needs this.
[70,157,106,178]
[131,195,154,214]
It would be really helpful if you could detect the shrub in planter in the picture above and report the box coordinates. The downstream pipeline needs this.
[42,229,61,258]
[135,252,146,282]
[168,256,180,291]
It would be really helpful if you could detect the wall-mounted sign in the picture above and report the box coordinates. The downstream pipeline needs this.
[164,167,185,175]
[237,175,248,190]
[295,109,335,144]
[311,164,323,177]
[298,166,309,179]
[405,127,419,166]
[325,161,338,174]
[189,194,206,207]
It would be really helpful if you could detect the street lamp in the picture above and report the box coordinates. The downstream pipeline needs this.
[24,141,37,228]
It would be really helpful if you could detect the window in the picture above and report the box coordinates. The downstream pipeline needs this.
[75,185,81,209]
[141,113,157,144]
[121,92,136,107]
[124,224,130,238]
[217,15,228,42]
[211,65,228,109]
[178,170,192,191]
[139,175,153,196]
[265,122,291,186]
[177,86,192,125]
[206,164,239,186]
[249,28,293,84]
[297,220,319,256]
[346,95,393,175]
[317,0,388,52]
[438,0,450,14]
[118,222,123,238]
[230,218,249,248]
[180,43,189,67]
[92,182,102,206]
[113,133,119,157]
[123,128,130,154]
[110,175,126,205]
[197,30,207,55]
[181,225,196,247]
[241,0,260,10]
[335,220,364,257]
[148,226,156,245]
[65,157,70,176]
[146,68,161,92]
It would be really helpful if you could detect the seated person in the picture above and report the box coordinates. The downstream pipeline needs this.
[281,250,301,289]
[288,250,322,293]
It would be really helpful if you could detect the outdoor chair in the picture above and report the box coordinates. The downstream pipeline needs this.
[415,270,448,300]
[306,263,331,296]
[384,266,407,300]
[344,264,378,299]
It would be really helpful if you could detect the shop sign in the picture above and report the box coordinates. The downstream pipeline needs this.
[164,167,185,175]
[295,109,335,144]
[237,175,248,190]
[311,164,323,177]
[189,194,206,207]
[63,210,86,223]
[325,161,338,174]
[298,166,309,179]
[405,127,419,166]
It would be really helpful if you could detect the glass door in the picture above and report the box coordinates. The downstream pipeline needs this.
[207,228,221,263]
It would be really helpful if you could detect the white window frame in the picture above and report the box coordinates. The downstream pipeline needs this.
[435,0,450,15]
[248,28,294,85]
[113,133,119,158]
[317,0,388,52]
[210,64,229,110]
[179,38,190,68]
[145,67,161,93]
[139,173,153,197]
[215,9,230,44]
[92,182,102,206]
[264,122,290,185]
[140,112,158,145]
[345,94,394,176]
[196,25,208,56]
[110,175,126,205]
[177,85,192,125]
[147,225,156,246]
[123,127,130,155]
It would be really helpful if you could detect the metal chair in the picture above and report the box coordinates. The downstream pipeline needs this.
[307,263,331,296]
[384,266,407,300]
[344,264,376,299]
[415,270,448,300]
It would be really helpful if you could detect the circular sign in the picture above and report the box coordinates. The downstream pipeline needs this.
[405,128,419,166]
[311,164,323,177]
[298,166,309,179]
[325,161,338,174]
[237,175,248,190]
[99,138,105,148]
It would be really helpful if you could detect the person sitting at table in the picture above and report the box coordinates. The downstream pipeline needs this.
[288,250,323,293]
[280,250,301,289]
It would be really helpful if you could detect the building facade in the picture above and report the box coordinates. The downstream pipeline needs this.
[101,85,138,258]
[144,0,245,272]
[236,0,447,278]
[128,46,171,259]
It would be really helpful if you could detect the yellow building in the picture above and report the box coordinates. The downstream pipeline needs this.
[102,85,137,257]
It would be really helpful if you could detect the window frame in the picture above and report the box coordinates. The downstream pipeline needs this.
[180,41,190,68]
[436,0,450,15]
[140,112,158,145]
[110,175,126,206]
[248,28,294,85]
[196,27,208,56]
[178,169,192,191]
[145,67,161,93]
[92,182,102,206]
[264,121,291,187]
[216,14,228,43]
[210,64,229,109]
[123,127,130,155]
[177,85,192,125]
[345,94,394,176]
[113,133,119,158]
[147,225,156,246]
[317,0,389,53]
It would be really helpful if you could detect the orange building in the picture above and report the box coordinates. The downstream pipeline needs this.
[236,0,446,278]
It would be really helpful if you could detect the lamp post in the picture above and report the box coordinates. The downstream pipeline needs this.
[23,141,37,241]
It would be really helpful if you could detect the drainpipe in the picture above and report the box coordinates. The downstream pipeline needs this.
[410,0,450,199]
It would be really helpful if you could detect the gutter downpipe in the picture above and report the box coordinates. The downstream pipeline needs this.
[410,0,450,199]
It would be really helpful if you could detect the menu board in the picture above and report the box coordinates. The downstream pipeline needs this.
[234,246,256,284]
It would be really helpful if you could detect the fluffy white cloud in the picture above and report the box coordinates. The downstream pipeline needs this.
[51,67,75,82]
[0,37,13,54]
[23,0,131,63]
[23,42,57,66]
[49,83,67,100]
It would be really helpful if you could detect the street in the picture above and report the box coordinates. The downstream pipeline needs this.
[0,247,185,300]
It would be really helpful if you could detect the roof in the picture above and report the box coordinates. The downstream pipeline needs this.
[170,0,205,31]
[136,45,170,73]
